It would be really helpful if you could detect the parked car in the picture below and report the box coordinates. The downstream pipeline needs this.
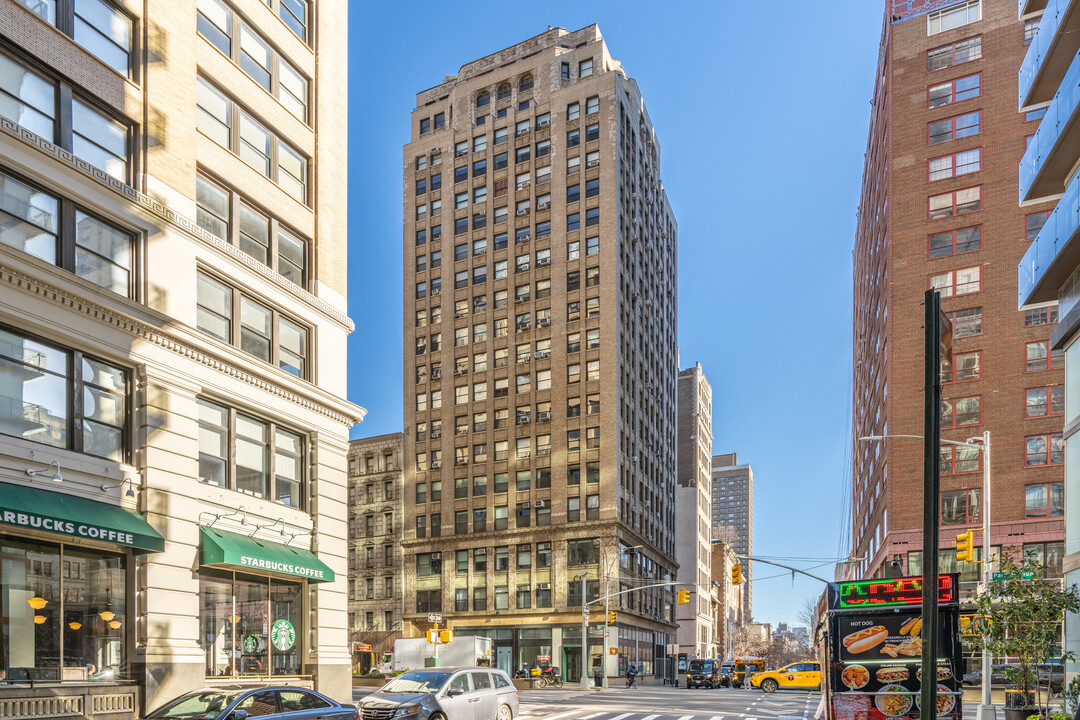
[750,662,823,693]
[685,658,723,689]
[961,664,1063,694]
[144,686,359,720]
[358,667,518,720]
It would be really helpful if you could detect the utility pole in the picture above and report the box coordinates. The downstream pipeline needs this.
[977,431,993,720]
[580,574,590,689]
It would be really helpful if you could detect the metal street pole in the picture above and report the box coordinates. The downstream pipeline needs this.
[977,431,993,720]
[921,290,944,720]
[580,574,590,689]
[598,540,609,688]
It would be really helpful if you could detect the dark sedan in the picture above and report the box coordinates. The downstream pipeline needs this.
[144,686,359,720]
[962,665,1063,694]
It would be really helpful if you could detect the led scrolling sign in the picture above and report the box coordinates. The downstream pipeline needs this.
[837,574,956,609]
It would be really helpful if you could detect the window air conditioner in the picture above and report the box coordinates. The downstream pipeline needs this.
[538,411,551,421]
[431,461,442,468]
[431,431,441,438]
[432,288,441,295]
[538,120,550,128]
[534,500,546,508]
[537,583,551,590]
[516,208,530,216]
[538,318,550,327]
[537,257,550,266]
[431,553,441,560]
[537,201,550,211]
[535,351,548,359]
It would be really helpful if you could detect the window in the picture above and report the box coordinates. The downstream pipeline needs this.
[567,212,580,232]
[585,123,599,142]
[929,187,981,219]
[928,1,981,35]
[586,178,600,198]
[586,150,599,167]
[416,552,442,577]
[567,156,580,175]
[950,307,982,337]
[1026,107,1048,121]
[929,266,980,296]
[198,398,304,506]
[1,167,137,297]
[561,62,571,80]
[1025,17,1040,45]
[1026,482,1064,516]
[197,271,309,377]
[568,102,580,121]
[929,112,980,144]
[567,463,580,484]
[567,129,580,148]
[1026,340,1065,371]
[535,112,550,130]
[516,146,530,163]
[1026,211,1051,241]
[942,350,980,382]
[472,586,487,611]
[197,0,309,120]
[928,74,980,108]
[536,166,551,185]
[419,117,431,135]
[519,74,534,92]
[586,298,599,317]
[197,78,307,202]
[196,174,308,286]
[476,90,490,108]
[1026,434,1064,466]
[0,326,127,461]
[941,488,981,525]
[929,226,980,258]
[579,59,594,77]
[940,444,980,474]
[1026,386,1065,417]
[927,36,982,71]
[586,96,599,114]
[434,112,445,130]
[929,149,981,180]
[1024,305,1058,326]
[586,426,600,449]
[20,0,134,76]
[567,538,599,566]
[567,429,580,452]
[940,396,980,427]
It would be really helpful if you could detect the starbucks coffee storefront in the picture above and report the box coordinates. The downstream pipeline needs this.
[0,482,164,710]
[198,527,334,682]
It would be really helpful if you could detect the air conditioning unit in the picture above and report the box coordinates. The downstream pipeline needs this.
[431,553,441,560]
[538,318,550,327]
[431,431,441,438]
[454,368,467,375]
[517,323,530,331]
[537,257,550,266]
[538,411,551,421]
[431,369,442,378]
[517,180,530,189]
[537,583,551,591]
[516,208,530,216]
[477,210,486,216]
[537,448,551,456]
[432,287,442,295]
[537,201,550,211]
[587,159,599,168]
[431,461,442,468]
[517,417,531,425]
[456,427,468,435]
[519,263,530,271]
[516,297,529,304]
[517,355,531,363]
[538,119,550,128]
[535,351,548,359]
[516,128,529,137]
[456,458,468,465]
[534,500,547,508]
[431,147,441,153]
[518,450,531,458]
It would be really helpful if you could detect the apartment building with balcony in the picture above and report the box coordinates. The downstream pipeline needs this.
[0,0,362,713]
[1014,0,1080,672]
[347,433,405,651]
[402,25,680,683]
[675,363,713,659]
[851,0,1063,596]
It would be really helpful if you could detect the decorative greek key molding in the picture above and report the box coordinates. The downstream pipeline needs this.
[0,116,354,332]
[0,263,360,426]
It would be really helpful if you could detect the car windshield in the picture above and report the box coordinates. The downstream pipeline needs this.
[146,691,240,719]
[383,671,451,693]
[688,660,709,672]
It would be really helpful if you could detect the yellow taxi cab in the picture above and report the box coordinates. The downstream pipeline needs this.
[750,662,822,693]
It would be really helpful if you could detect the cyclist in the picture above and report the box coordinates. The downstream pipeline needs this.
[626,664,638,688]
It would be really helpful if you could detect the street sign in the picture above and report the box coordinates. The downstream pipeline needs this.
[992,571,1035,581]
[582,605,590,617]
[428,613,436,623]
[436,613,443,624]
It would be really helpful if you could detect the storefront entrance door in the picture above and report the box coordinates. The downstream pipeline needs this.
[496,646,512,674]
[563,647,581,683]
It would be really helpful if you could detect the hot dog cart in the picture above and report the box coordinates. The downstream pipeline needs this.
[818,574,962,720]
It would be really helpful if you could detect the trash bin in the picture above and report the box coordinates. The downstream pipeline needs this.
[594,670,604,688]
[1005,689,1035,708]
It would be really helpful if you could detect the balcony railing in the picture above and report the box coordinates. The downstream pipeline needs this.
[1020,47,1080,202]
[1018,166,1080,306]
[1019,0,1080,108]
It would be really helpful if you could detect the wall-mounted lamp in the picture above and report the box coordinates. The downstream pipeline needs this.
[250,517,285,537]
[27,595,48,610]
[68,620,82,630]
[100,478,136,497]
[108,620,121,630]
[26,459,62,482]
[99,588,114,622]
[33,615,46,625]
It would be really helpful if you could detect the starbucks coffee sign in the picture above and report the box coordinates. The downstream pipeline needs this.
[271,619,295,651]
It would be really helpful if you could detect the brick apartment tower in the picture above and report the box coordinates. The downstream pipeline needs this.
[675,363,714,659]
[401,25,679,683]
[711,453,753,619]
[852,0,1064,587]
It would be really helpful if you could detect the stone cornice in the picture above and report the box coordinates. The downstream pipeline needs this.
[0,117,354,332]
[0,263,363,427]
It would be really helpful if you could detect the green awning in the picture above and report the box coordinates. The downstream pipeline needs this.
[0,481,164,553]
[200,526,334,583]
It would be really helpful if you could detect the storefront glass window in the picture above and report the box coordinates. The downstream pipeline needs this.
[199,570,304,678]
[0,534,127,681]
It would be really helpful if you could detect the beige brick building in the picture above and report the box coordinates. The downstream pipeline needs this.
[711,453,753,619]
[0,0,362,713]
[402,25,680,683]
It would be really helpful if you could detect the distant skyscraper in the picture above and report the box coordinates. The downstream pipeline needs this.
[712,453,753,619]
[676,363,714,658]
[400,25,680,683]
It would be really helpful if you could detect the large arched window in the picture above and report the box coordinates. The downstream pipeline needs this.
[476,90,490,108]
[518,74,534,92]
[496,82,511,100]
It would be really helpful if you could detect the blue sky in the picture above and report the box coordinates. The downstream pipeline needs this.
[346,1,884,627]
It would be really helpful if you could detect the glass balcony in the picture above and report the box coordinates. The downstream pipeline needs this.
[1021,0,1049,17]
[1019,0,1080,109]
[1020,48,1080,202]
[1018,170,1080,306]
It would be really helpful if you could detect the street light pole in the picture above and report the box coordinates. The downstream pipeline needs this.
[976,431,993,720]
[580,573,589,690]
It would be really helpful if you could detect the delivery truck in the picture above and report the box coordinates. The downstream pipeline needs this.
[384,635,493,671]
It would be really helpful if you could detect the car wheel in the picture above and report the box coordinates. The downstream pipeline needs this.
[498,705,513,720]
[762,679,778,694]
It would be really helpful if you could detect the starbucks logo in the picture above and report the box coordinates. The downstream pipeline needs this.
[242,634,260,654]
[271,619,295,651]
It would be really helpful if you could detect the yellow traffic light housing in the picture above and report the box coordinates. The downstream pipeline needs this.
[732,563,743,585]
[677,588,690,604]
[608,611,617,624]
[955,529,979,563]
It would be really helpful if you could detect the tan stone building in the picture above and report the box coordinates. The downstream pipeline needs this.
[402,25,679,683]
[675,363,713,658]
[709,541,743,659]
[0,0,362,714]
[347,433,405,653]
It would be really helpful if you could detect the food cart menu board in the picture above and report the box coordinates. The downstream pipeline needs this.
[830,611,960,720]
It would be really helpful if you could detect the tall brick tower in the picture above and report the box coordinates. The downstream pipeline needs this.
[851,0,1064,590]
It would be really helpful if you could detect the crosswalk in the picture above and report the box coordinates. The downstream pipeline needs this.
[516,695,823,720]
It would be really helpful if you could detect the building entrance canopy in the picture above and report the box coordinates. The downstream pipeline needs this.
[0,481,164,552]
[200,526,334,583]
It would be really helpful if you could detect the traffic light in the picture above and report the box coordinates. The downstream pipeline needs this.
[677,588,690,604]
[608,611,617,624]
[732,562,743,585]
[955,529,977,563]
